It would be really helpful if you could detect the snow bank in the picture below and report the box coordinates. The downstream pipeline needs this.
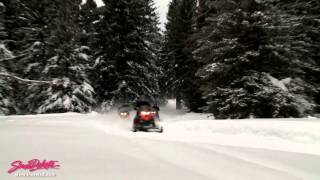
[1,105,320,180]
[159,119,320,155]
[87,101,320,156]
[2,99,320,156]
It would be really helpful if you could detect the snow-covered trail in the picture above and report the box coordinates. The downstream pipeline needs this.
[0,102,320,180]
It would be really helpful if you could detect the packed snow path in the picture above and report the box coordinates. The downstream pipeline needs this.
[1,101,320,180]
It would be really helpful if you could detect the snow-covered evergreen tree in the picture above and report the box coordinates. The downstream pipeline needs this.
[0,2,6,40]
[0,2,18,115]
[0,44,18,114]
[163,0,204,111]
[32,1,95,114]
[160,0,180,100]
[92,0,162,110]
[193,0,320,118]
[0,0,54,113]
[0,0,96,114]
[79,0,99,47]
[259,0,320,116]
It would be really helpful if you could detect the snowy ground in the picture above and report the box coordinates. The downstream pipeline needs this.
[0,100,320,180]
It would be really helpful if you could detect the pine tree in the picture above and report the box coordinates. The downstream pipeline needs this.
[20,0,96,113]
[163,0,203,110]
[192,0,320,118]
[0,2,6,39]
[0,0,57,113]
[0,1,19,114]
[79,0,99,47]
[93,0,162,110]
[1,0,165,114]
[161,0,180,100]
[32,0,95,113]
[260,0,320,115]
[0,5,17,114]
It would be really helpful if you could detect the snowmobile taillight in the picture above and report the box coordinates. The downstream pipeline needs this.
[140,111,151,115]
[139,111,154,121]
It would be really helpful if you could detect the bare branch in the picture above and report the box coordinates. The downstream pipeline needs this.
[0,73,52,85]
[0,53,28,63]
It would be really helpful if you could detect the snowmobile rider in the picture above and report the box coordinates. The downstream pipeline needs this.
[134,95,153,108]
[133,95,160,124]
[134,95,160,113]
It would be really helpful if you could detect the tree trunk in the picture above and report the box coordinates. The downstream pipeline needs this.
[198,0,206,12]
[176,93,182,110]
[196,0,208,28]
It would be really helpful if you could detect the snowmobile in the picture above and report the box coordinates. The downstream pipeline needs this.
[132,105,163,133]
[118,104,131,120]
[119,111,130,119]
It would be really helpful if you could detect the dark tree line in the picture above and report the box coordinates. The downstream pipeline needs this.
[0,0,162,115]
[1,0,319,118]
[163,0,320,118]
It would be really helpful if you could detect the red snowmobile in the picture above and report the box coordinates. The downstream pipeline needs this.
[132,104,163,133]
